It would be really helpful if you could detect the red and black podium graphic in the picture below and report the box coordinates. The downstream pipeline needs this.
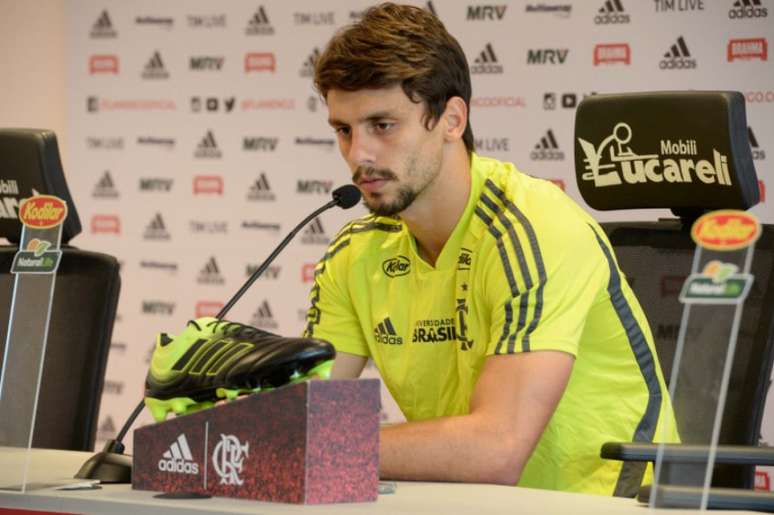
[133,379,380,504]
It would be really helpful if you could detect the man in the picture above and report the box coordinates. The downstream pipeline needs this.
[304,3,678,495]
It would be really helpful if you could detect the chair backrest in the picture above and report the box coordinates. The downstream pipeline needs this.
[574,91,770,489]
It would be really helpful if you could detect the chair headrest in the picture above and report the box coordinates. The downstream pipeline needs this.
[0,129,82,244]
[574,91,759,217]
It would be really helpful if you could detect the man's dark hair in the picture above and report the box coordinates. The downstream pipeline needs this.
[314,3,474,153]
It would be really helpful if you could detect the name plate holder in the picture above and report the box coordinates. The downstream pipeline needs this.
[0,195,67,492]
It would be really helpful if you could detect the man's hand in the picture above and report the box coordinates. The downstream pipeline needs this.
[379,350,574,485]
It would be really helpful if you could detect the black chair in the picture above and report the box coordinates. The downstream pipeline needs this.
[0,129,120,451]
[573,92,774,508]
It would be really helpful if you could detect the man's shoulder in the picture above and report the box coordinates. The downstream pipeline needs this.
[321,213,405,265]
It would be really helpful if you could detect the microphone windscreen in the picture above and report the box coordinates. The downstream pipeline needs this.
[332,184,362,209]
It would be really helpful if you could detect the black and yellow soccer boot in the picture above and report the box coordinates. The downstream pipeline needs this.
[144,317,335,422]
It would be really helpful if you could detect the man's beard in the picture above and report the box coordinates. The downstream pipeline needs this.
[366,186,418,217]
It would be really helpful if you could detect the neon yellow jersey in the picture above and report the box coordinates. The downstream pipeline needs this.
[304,154,678,495]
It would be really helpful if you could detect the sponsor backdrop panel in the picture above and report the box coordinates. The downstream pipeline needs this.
[66,0,773,485]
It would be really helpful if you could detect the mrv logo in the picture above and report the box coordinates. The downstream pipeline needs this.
[578,122,732,188]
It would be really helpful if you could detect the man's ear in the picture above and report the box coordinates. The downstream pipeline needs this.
[442,96,468,143]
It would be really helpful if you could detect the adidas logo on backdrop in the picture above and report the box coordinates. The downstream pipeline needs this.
[142,51,169,79]
[246,6,275,34]
[247,173,276,201]
[194,130,222,158]
[471,43,503,74]
[749,127,766,160]
[660,36,697,69]
[300,48,321,77]
[144,213,171,240]
[595,0,630,24]
[158,434,199,475]
[729,0,768,18]
[93,171,119,198]
[198,257,225,285]
[250,300,278,329]
[91,10,117,38]
[530,130,565,160]
[301,217,329,244]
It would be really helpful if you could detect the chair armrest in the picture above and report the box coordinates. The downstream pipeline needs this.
[601,442,774,466]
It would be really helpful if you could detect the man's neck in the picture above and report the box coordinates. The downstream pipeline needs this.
[400,146,472,267]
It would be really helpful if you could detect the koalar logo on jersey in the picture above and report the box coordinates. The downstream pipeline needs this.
[382,255,410,277]
[18,195,68,229]
[691,210,760,251]
[577,122,732,188]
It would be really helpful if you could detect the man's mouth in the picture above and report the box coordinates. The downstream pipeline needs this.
[358,177,389,193]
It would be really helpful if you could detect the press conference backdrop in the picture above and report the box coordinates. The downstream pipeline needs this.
[63,0,774,486]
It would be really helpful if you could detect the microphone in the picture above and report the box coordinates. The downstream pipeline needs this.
[76,184,362,483]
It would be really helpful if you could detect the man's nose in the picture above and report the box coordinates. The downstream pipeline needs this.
[346,130,376,167]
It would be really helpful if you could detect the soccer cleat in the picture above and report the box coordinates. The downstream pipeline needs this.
[144,317,335,422]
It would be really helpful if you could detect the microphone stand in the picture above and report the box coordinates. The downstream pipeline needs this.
[75,187,360,483]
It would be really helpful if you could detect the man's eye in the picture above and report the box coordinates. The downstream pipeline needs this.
[334,127,350,136]
[374,122,393,133]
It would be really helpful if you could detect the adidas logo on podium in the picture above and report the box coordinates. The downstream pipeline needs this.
[250,300,279,329]
[194,130,222,158]
[142,51,169,79]
[301,217,330,245]
[246,6,274,35]
[749,127,766,160]
[374,317,403,345]
[300,48,321,77]
[471,43,503,74]
[93,171,119,198]
[90,10,117,38]
[729,0,768,18]
[198,256,225,285]
[144,213,171,240]
[660,36,697,69]
[157,434,199,475]
[595,0,630,24]
[530,129,565,160]
[247,173,276,201]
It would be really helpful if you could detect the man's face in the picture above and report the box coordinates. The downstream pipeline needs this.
[326,86,445,217]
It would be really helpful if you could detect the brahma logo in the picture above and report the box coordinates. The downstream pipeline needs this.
[727,38,768,61]
[19,196,67,229]
[158,434,199,475]
[244,52,276,73]
[193,175,224,195]
[691,210,760,251]
[594,43,630,65]
[89,55,119,74]
[91,215,121,234]
[382,256,410,277]
[577,122,732,188]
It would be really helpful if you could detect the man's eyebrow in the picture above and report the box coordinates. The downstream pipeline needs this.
[328,111,397,127]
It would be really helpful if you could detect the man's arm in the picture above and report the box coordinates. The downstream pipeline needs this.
[330,351,368,379]
[379,350,574,485]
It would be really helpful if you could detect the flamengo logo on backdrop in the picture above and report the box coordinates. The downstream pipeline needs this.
[527,48,569,65]
[244,53,276,73]
[190,56,224,71]
[660,36,697,69]
[246,6,274,35]
[297,180,333,194]
[89,55,119,74]
[655,0,704,11]
[139,178,173,192]
[466,5,507,20]
[595,0,630,23]
[594,43,631,65]
[531,129,565,160]
[729,0,768,18]
[577,122,732,188]
[144,213,171,240]
[142,51,169,79]
[91,215,121,234]
[193,175,224,195]
[300,48,321,77]
[198,257,225,284]
[727,38,768,62]
[251,301,278,329]
[187,14,226,28]
[91,10,116,38]
[142,301,175,315]
[247,174,276,201]
[195,131,222,158]
[475,137,510,153]
[158,434,199,475]
[749,127,766,160]
[93,171,118,198]
[375,317,403,345]
[471,43,503,74]
[192,97,235,113]
[243,137,277,151]
[301,217,329,244]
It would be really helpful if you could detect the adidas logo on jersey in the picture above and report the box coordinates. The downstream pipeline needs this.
[660,36,697,69]
[142,51,169,79]
[91,10,117,38]
[144,213,171,240]
[729,0,768,18]
[247,173,276,201]
[300,48,321,77]
[530,129,565,160]
[246,6,275,34]
[93,171,119,198]
[471,43,503,74]
[595,0,630,24]
[194,130,222,158]
[198,256,225,284]
[374,317,403,345]
[158,434,199,475]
